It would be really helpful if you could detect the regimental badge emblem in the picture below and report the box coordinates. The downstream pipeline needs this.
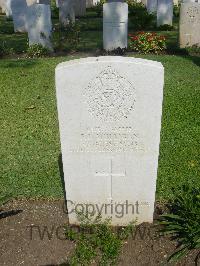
[84,66,136,122]
[187,7,199,23]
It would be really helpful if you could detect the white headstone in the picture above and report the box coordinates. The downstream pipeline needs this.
[179,3,200,47]
[157,0,173,26]
[2,0,12,17]
[86,0,93,8]
[56,56,164,226]
[58,0,75,25]
[26,3,52,49]
[141,0,147,6]
[74,0,86,16]
[173,0,179,5]
[26,0,50,5]
[147,0,157,13]
[103,2,128,51]
[93,0,100,4]
[11,0,27,32]
[182,0,200,2]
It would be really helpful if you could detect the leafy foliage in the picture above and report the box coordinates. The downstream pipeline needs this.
[0,41,14,56]
[65,214,136,265]
[129,31,166,54]
[91,0,106,17]
[186,45,200,55]
[26,44,50,58]
[173,4,181,17]
[159,185,200,263]
[157,24,174,31]
[53,22,81,51]
[128,1,156,30]
[50,0,59,19]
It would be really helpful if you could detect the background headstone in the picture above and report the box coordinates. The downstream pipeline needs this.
[182,0,200,2]
[173,0,179,5]
[179,3,200,47]
[74,0,86,16]
[86,0,93,8]
[141,0,148,6]
[3,0,12,17]
[147,0,157,13]
[56,56,164,226]
[26,0,50,5]
[11,0,27,32]
[157,0,173,26]
[58,0,75,25]
[103,2,128,51]
[26,3,52,49]
[93,0,100,5]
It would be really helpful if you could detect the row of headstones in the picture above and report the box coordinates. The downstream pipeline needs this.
[104,1,200,50]
[0,0,95,19]
[0,0,199,50]
[146,0,200,27]
[0,0,93,49]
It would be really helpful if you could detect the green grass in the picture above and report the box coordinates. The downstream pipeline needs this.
[0,54,199,203]
[0,9,199,204]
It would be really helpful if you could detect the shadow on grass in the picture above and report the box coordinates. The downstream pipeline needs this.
[189,55,200,67]
[0,209,23,219]
[176,54,200,67]
[0,59,38,68]
[58,153,67,203]
[43,263,70,266]
[58,153,69,222]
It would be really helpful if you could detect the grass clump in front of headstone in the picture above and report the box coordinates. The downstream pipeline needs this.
[159,184,200,264]
[26,44,51,58]
[53,22,81,52]
[0,41,15,57]
[65,214,136,265]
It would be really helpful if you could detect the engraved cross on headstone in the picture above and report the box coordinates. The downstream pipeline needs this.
[95,159,126,201]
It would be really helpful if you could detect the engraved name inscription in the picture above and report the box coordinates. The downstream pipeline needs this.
[69,127,144,153]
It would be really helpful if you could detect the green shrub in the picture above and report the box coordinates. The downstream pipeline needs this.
[65,214,135,265]
[128,1,156,30]
[51,0,59,19]
[26,44,50,58]
[53,22,81,51]
[90,0,106,17]
[186,45,200,55]
[0,42,15,57]
[173,4,180,17]
[159,185,200,263]
[157,24,174,31]
[129,31,166,54]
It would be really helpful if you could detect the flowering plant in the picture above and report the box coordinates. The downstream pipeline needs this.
[129,32,166,54]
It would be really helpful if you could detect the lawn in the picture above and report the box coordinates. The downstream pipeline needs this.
[0,7,199,205]
[0,54,199,204]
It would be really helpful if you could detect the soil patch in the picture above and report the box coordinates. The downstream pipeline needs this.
[0,199,199,266]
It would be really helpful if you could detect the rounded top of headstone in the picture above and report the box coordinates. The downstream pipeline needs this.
[55,56,164,71]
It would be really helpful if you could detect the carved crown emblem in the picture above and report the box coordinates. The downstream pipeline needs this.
[84,66,136,122]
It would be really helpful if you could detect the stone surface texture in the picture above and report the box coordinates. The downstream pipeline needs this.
[179,2,200,47]
[157,0,173,26]
[103,2,128,51]
[56,56,164,226]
